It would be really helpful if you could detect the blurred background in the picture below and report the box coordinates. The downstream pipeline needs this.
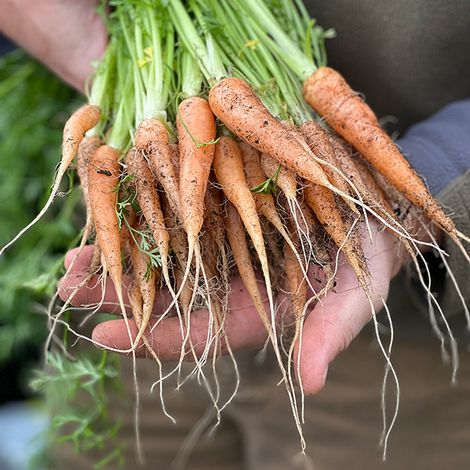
[0,35,83,469]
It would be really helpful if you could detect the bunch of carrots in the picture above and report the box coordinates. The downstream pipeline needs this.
[2,0,469,457]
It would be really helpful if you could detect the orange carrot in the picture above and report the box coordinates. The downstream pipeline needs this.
[126,147,171,284]
[129,229,158,349]
[213,138,269,276]
[208,77,333,190]
[303,183,368,291]
[177,97,216,254]
[135,118,180,215]
[299,120,357,214]
[224,202,270,331]
[87,144,123,300]
[0,104,100,255]
[77,135,101,243]
[303,67,454,234]
[260,153,297,200]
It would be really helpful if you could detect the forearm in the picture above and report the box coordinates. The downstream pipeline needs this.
[0,0,106,91]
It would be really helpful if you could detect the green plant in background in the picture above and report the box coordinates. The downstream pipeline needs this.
[31,351,125,469]
[0,49,81,363]
[0,50,125,467]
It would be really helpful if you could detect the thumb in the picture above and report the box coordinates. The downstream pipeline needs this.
[294,231,396,395]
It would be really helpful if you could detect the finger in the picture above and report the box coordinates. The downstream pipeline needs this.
[91,277,269,360]
[295,228,397,395]
[64,245,96,271]
[58,272,132,314]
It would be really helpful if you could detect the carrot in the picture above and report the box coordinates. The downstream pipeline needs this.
[126,147,171,287]
[303,183,369,292]
[77,135,101,244]
[169,143,180,178]
[214,137,285,369]
[259,153,297,200]
[224,202,270,332]
[177,97,216,260]
[0,104,100,255]
[213,138,270,282]
[303,67,455,234]
[208,77,333,190]
[87,145,122,290]
[299,120,358,214]
[129,228,158,349]
[135,118,180,215]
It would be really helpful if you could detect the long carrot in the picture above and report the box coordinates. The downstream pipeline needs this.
[0,104,100,255]
[303,67,455,234]
[214,137,283,371]
[224,202,270,332]
[126,147,171,288]
[213,138,271,282]
[208,77,333,190]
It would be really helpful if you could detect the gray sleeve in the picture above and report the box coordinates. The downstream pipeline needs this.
[396,100,470,315]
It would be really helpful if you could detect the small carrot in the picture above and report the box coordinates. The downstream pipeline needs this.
[126,147,171,289]
[303,67,455,234]
[299,120,358,214]
[87,144,123,296]
[77,135,101,244]
[135,118,180,215]
[259,153,297,200]
[177,97,216,261]
[303,183,369,292]
[0,104,100,255]
[224,202,270,332]
[213,138,270,281]
[129,228,158,349]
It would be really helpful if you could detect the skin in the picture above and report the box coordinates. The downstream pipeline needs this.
[60,221,404,395]
[8,1,421,395]
[0,0,107,91]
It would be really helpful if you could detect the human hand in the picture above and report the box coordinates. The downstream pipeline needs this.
[0,0,107,91]
[59,222,403,395]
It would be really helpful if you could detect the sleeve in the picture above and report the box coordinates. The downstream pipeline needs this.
[396,99,470,316]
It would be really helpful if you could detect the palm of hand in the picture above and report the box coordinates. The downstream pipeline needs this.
[59,223,401,395]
